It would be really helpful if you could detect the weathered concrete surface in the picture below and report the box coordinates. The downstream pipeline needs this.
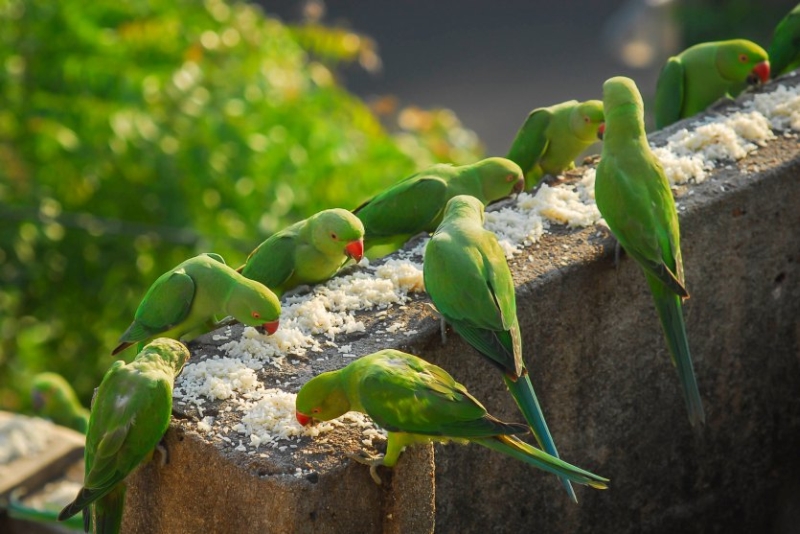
[125,75,800,533]
[123,411,435,533]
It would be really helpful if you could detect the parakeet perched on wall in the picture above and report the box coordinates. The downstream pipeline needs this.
[423,194,577,501]
[354,157,524,259]
[59,338,190,534]
[506,99,605,189]
[654,39,770,129]
[113,253,280,355]
[296,349,609,491]
[596,76,705,427]
[238,208,364,297]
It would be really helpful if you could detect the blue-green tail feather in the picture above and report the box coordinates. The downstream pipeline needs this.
[504,374,577,502]
[647,274,706,427]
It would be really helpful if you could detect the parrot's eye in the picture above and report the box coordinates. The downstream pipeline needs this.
[739,54,748,62]
[584,116,591,123]
[252,311,260,319]
[330,232,338,240]
[312,407,321,414]
[505,174,515,182]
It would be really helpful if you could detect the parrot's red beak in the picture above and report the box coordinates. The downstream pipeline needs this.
[512,176,525,194]
[296,411,311,426]
[262,319,280,335]
[749,61,770,84]
[597,123,605,140]
[345,239,364,262]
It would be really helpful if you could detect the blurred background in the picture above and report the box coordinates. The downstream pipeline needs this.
[0,0,794,412]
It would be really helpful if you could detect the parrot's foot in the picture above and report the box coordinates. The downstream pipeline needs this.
[423,303,447,345]
[345,451,386,485]
[156,438,170,467]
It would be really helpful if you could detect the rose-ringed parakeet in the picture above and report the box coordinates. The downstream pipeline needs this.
[654,39,770,129]
[113,253,280,355]
[238,208,364,297]
[596,76,705,427]
[31,372,90,433]
[353,157,524,259]
[296,349,609,490]
[423,194,578,501]
[506,99,605,190]
[58,338,190,534]
[768,3,800,78]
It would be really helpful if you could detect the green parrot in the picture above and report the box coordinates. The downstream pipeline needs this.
[31,372,90,434]
[768,3,800,78]
[353,157,525,259]
[238,208,365,297]
[595,76,705,427]
[654,39,770,129]
[506,99,605,190]
[423,194,577,501]
[58,338,190,534]
[113,253,281,355]
[295,349,609,490]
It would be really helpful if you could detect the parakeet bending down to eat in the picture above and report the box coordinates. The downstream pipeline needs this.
[423,195,577,502]
[31,372,90,433]
[238,208,364,297]
[768,3,800,78]
[654,39,770,129]
[296,349,609,490]
[596,76,705,427]
[58,338,190,534]
[353,157,524,259]
[113,253,280,355]
[506,99,605,190]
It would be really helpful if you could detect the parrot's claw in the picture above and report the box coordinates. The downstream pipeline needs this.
[156,438,170,467]
[423,303,448,345]
[345,451,386,485]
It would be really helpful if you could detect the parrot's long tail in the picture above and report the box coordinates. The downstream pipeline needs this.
[648,275,706,427]
[505,374,577,502]
[474,434,609,490]
[92,483,127,534]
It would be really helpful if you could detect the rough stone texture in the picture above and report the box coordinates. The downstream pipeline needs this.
[124,76,800,533]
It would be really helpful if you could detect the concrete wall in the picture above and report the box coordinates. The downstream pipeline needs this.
[124,78,800,533]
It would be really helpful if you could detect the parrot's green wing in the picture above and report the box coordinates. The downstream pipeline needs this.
[61,363,172,517]
[600,156,688,297]
[769,4,800,77]
[120,270,195,343]
[357,354,522,438]
[240,234,297,291]
[654,57,685,130]
[424,231,521,376]
[354,174,449,237]
[506,109,552,179]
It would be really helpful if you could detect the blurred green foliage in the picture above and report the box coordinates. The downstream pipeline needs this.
[0,0,483,410]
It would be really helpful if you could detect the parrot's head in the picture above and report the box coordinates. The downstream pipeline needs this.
[571,100,605,142]
[474,157,524,201]
[295,370,350,425]
[442,194,486,226]
[311,208,365,263]
[230,281,281,334]
[602,76,645,133]
[140,338,191,373]
[31,373,63,412]
[716,39,769,85]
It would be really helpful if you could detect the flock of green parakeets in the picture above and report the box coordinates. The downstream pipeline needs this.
[12,6,797,532]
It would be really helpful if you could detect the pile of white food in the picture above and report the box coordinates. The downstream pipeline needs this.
[175,81,800,445]
[0,415,56,464]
